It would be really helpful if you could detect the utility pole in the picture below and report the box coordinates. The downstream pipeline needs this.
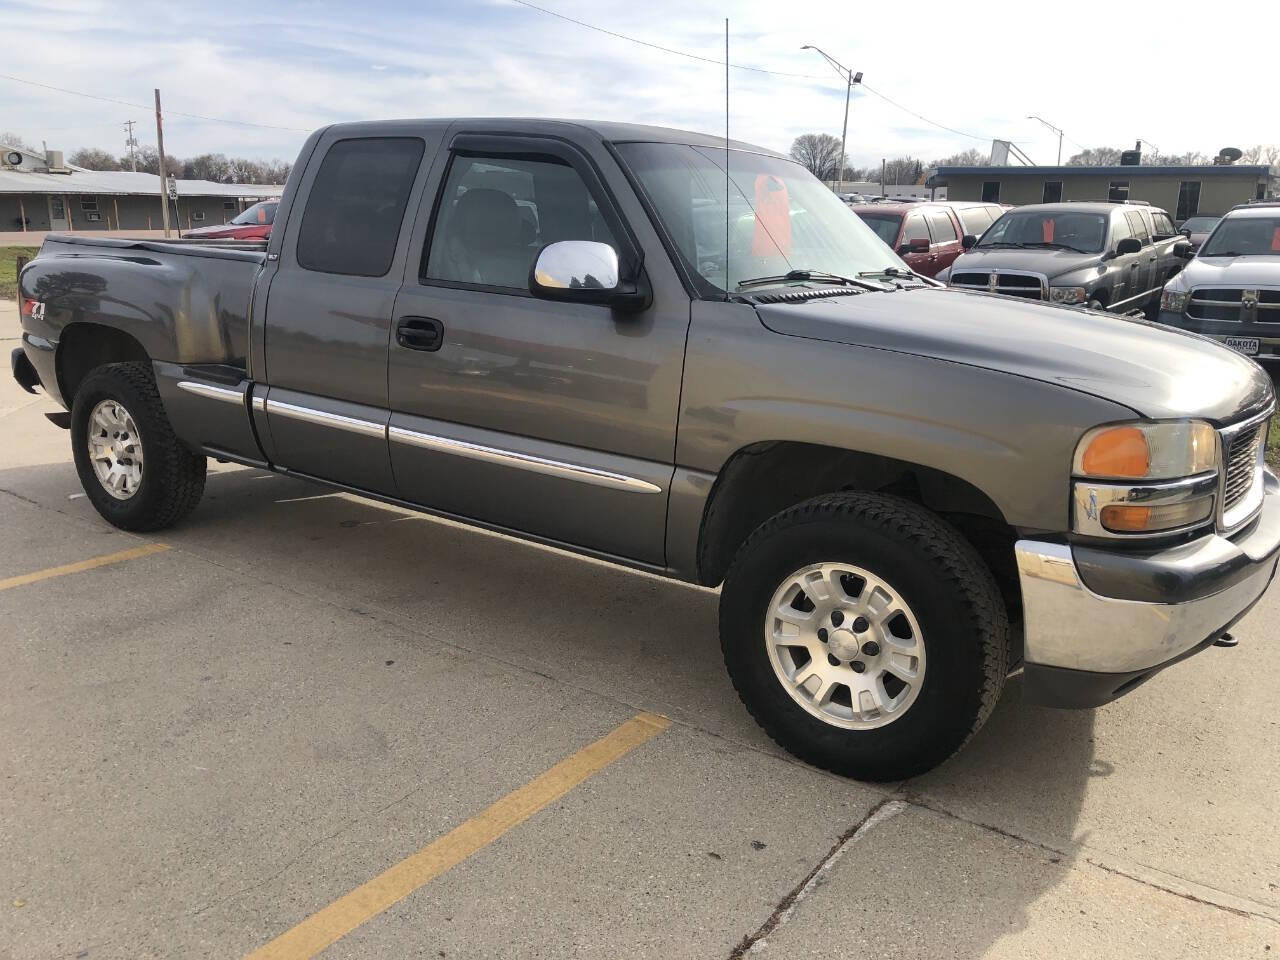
[154,89,171,238]
[801,46,862,196]
[123,120,138,172]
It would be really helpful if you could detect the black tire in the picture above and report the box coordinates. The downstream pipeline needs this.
[71,361,206,531]
[719,492,1008,782]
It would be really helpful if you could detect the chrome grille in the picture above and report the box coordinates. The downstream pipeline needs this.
[950,271,1046,300]
[1187,287,1280,323]
[1222,423,1263,515]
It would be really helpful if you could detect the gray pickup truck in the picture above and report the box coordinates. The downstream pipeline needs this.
[942,201,1187,314]
[12,119,1280,781]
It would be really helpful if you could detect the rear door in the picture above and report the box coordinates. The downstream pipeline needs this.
[925,208,963,275]
[385,130,690,565]
[260,128,437,493]
[1124,209,1156,305]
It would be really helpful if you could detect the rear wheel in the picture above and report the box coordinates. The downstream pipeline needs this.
[719,492,1008,781]
[71,362,206,531]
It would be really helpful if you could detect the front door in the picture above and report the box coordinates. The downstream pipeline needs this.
[260,130,436,494]
[899,212,934,274]
[925,208,964,276]
[387,132,689,565]
[49,196,68,230]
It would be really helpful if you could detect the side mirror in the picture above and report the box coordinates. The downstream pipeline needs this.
[1115,237,1142,256]
[529,241,647,310]
[898,237,930,255]
[1179,227,1191,237]
[961,234,978,250]
[1173,241,1195,259]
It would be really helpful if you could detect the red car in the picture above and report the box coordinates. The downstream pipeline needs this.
[184,200,279,240]
[849,201,1005,278]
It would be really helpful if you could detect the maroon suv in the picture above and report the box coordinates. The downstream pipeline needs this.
[850,201,1006,278]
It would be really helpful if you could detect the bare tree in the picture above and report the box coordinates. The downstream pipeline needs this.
[1240,144,1280,166]
[881,156,924,185]
[0,130,38,152]
[69,148,122,171]
[934,148,988,167]
[790,134,845,181]
[1067,147,1123,166]
[124,145,182,178]
[182,153,233,182]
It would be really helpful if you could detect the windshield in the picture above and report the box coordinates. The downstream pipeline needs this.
[230,200,277,226]
[853,213,902,248]
[978,210,1107,253]
[1181,216,1219,233]
[1198,216,1280,257]
[615,142,905,294]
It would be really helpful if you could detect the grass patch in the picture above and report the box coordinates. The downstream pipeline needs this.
[1268,417,1280,469]
[0,246,39,300]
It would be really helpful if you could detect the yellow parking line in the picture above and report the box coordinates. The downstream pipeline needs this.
[244,711,672,960]
[0,542,170,592]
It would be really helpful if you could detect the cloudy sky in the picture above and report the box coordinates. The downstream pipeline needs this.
[0,0,1271,169]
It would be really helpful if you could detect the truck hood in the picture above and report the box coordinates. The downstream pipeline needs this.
[1177,255,1280,289]
[948,247,1099,282]
[755,287,1273,424]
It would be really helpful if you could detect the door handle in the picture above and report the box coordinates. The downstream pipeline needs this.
[396,316,444,352]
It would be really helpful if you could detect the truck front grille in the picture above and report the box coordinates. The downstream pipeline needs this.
[1187,287,1280,323]
[1222,422,1264,516]
[950,272,1045,300]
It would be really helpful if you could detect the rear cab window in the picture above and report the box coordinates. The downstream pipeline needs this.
[296,137,426,277]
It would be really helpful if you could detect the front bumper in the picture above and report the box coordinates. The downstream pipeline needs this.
[1157,310,1280,363]
[1016,470,1280,708]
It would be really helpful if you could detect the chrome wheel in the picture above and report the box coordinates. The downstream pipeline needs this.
[86,399,144,500]
[766,562,926,730]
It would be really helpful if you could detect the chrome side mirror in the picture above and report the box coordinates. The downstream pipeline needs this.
[530,241,619,295]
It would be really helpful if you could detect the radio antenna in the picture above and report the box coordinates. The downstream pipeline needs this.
[724,17,730,302]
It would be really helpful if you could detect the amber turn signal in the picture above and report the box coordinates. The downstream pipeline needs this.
[1080,426,1149,479]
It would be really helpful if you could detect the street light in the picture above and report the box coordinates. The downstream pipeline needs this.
[802,45,862,195]
[1027,115,1065,165]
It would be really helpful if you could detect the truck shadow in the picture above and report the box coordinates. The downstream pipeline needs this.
[194,466,1097,954]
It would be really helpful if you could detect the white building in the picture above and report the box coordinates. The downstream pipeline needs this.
[1,144,282,233]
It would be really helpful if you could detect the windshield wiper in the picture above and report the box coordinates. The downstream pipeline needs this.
[857,266,925,283]
[975,241,1019,249]
[1201,250,1243,257]
[1021,241,1089,253]
[736,269,884,292]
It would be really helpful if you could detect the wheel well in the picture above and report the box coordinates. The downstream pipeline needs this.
[1092,288,1110,307]
[57,323,150,405]
[696,441,1021,625]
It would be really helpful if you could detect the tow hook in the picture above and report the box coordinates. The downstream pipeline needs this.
[1213,633,1239,648]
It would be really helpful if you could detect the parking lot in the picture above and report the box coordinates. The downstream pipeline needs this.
[2,292,1278,959]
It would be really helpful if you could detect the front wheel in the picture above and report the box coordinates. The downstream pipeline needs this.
[719,492,1008,781]
[71,361,206,531]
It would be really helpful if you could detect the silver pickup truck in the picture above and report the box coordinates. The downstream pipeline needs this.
[12,119,1279,781]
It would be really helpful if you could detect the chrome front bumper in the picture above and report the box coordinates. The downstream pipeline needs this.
[1015,470,1280,707]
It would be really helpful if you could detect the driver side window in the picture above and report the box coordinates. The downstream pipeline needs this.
[424,154,615,291]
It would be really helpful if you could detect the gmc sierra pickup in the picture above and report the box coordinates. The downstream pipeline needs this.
[12,119,1280,781]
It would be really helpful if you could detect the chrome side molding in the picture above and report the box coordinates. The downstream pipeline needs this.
[388,425,662,494]
[265,399,387,439]
[177,380,243,404]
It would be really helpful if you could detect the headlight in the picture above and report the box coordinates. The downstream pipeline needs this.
[1072,420,1219,537]
[1049,286,1087,304]
[1160,288,1189,313]
[1073,421,1216,480]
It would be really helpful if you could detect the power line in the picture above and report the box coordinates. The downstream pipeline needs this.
[508,0,1001,143]
[0,72,309,132]
[508,0,827,79]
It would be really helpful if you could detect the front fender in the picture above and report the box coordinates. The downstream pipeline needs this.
[676,301,1137,534]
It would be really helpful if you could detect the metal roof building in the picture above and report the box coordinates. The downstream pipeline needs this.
[1,143,282,234]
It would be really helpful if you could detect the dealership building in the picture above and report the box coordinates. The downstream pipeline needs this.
[931,163,1272,221]
[1,143,282,233]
